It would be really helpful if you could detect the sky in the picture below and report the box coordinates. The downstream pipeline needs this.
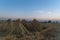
[0,0,60,20]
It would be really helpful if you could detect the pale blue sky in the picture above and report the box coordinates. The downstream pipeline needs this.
[0,0,60,20]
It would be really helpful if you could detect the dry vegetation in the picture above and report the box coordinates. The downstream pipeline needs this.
[0,19,56,40]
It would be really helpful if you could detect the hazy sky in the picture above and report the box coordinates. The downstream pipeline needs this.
[0,0,60,20]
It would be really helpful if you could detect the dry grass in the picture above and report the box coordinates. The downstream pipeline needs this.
[0,19,56,40]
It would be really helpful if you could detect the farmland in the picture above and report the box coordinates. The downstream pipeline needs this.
[0,19,58,40]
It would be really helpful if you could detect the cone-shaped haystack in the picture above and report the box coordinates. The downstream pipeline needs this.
[11,19,30,35]
[1,19,30,36]
[32,19,41,31]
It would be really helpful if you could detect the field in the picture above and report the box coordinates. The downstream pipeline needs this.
[0,19,59,40]
[40,23,60,40]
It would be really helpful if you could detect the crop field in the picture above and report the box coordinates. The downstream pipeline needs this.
[40,23,60,40]
[0,19,58,40]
